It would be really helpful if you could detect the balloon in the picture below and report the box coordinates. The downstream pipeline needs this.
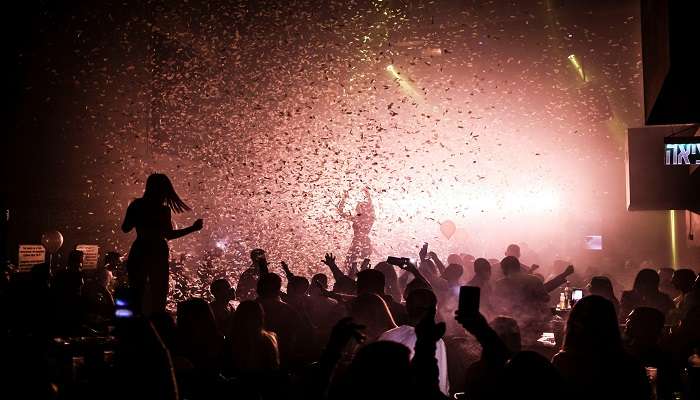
[41,230,64,253]
[440,220,456,240]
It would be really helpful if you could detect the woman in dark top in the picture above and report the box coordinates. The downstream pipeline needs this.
[619,269,674,321]
[122,174,203,313]
[552,295,651,400]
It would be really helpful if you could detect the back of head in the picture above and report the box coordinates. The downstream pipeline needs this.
[257,273,282,298]
[233,300,265,334]
[288,276,310,297]
[176,298,218,341]
[501,351,563,400]
[347,341,411,398]
[144,173,190,213]
[447,254,464,266]
[403,277,431,301]
[672,268,697,294]
[563,295,622,356]
[473,258,491,277]
[444,263,464,283]
[405,288,437,323]
[491,316,522,353]
[505,244,521,258]
[356,269,385,295]
[350,293,396,337]
[500,256,521,276]
[633,269,660,294]
[311,273,328,291]
[250,248,265,263]
[374,262,398,285]
[625,306,664,343]
[210,278,233,300]
[589,275,614,294]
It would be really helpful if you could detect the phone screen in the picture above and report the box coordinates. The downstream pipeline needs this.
[584,235,603,250]
[458,286,480,315]
[572,289,583,302]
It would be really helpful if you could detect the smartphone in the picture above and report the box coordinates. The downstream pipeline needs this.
[572,289,583,302]
[387,256,410,267]
[458,286,480,315]
[114,287,136,319]
[583,235,603,250]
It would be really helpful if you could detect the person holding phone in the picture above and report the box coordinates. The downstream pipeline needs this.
[122,173,203,314]
[379,288,449,395]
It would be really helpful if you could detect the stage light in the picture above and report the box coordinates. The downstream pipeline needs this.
[385,64,421,100]
[670,210,678,267]
[567,54,586,82]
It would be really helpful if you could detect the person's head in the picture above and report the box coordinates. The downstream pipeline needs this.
[288,276,310,298]
[473,258,492,279]
[356,269,385,296]
[310,273,328,294]
[233,300,265,334]
[505,244,521,259]
[490,316,522,353]
[403,277,432,302]
[588,276,615,299]
[443,263,464,284]
[350,293,397,340]
[250,248,266,265]
[176,298,220,345]
[405,288,437,325]
[346,341,411,398]
[624,306,664,345]
[96,268,113,289]
[143,173,190,213]
[257,273,282,299]
[672,268,697,294]
[447,254,464,266]
[210,278,235,302]
[563,295,623,355]
[658,267,674,283]
[501,256,521,276]
[501,351,563,400]
[632,269,660,294]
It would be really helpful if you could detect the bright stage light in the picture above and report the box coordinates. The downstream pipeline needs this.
[386,64,421,100]
[567,54,586,82]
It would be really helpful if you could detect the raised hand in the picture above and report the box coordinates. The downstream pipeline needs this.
[415,308,446,344]
[454,309,489,336]
[564,264,575,276]
[428,251,438,261]
[419,242,429,261]
[191,219,204,231]
[322,253,337,267]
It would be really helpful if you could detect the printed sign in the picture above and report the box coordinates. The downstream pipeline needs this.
[18,245,46,271]
[76,244,100,269]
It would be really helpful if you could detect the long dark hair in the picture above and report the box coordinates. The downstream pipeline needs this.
[143,173,191,213]
[563,295,623,356]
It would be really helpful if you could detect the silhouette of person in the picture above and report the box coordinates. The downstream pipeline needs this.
[338,187,375,268]
[122,173,203,314]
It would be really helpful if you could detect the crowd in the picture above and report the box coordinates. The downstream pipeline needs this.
[0,174,699,400]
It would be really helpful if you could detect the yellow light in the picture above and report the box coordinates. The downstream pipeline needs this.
[385,64,421,100]
[567,54,586,82]
[670,210,678,268]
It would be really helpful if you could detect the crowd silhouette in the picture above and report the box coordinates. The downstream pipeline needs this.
[1,173,699,400]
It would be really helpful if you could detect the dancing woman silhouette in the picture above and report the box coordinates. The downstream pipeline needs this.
[338,187,375,268]
[122,174,203,313]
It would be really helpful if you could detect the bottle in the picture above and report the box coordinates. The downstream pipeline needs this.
[558,292,566,310]
[564,281,572,310]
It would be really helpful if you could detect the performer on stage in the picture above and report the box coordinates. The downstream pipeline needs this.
[122,173,203,314]
[338,187,375,268]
